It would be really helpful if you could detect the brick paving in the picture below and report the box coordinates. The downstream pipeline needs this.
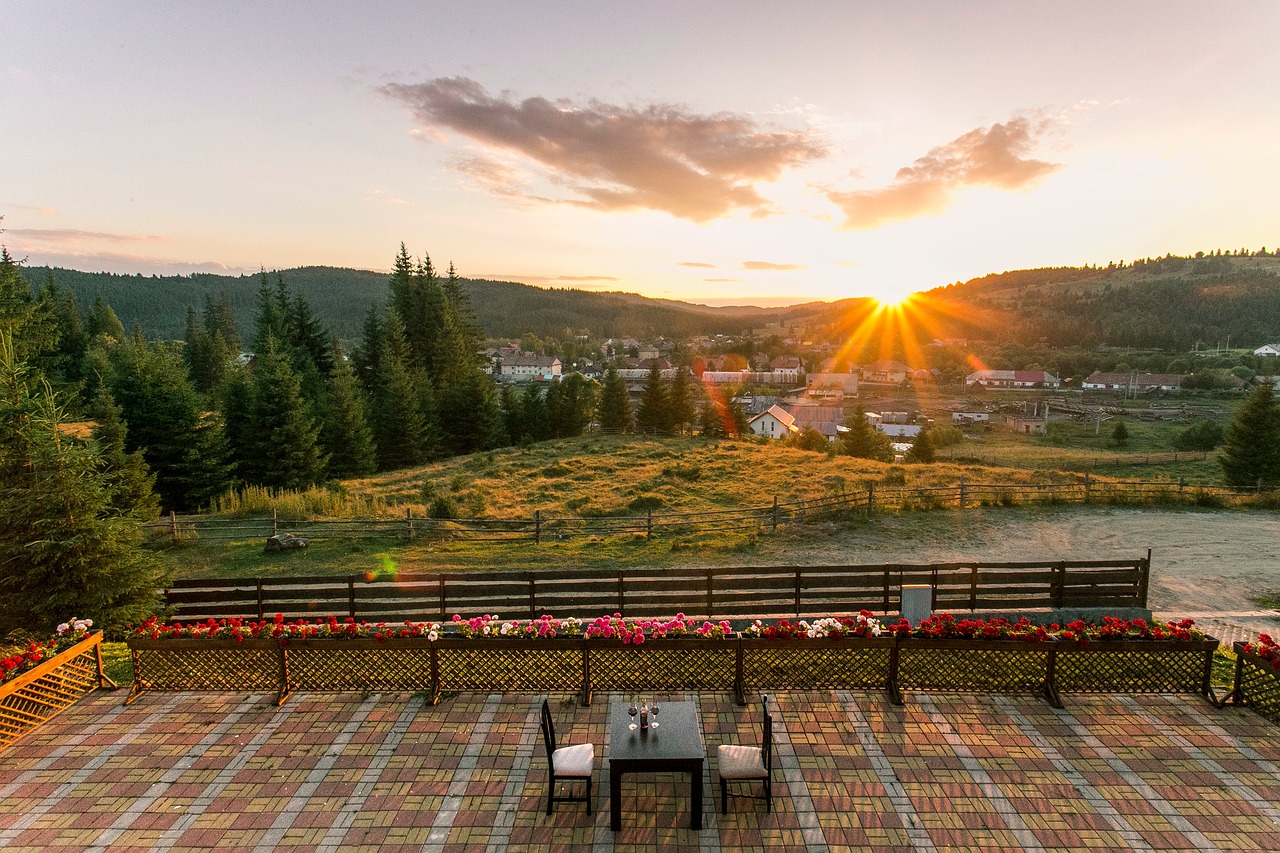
[1,689,1278,852]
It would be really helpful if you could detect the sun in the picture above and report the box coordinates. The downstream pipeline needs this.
[874,291,915,310]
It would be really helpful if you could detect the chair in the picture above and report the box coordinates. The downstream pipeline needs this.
[717,698,773,813]
[539,698,594,815]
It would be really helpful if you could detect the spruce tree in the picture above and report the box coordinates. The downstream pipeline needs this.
[88,382,161,521]
[1219,384,1280,488]
[323,341,377,478]
[598,366,631,433]
[905,425,936,463]
[635,362,669,434]
[500,383,524,445]
[371,317,429,470]
[0,332,164,635]
[839,405,893,461]
[237,340,329,489]
[667,367,695,435]
[521,384,551,442]
[85,293,126,343]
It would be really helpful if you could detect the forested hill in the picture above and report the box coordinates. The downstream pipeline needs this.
[792,254,1280,351]
[18,265,789,343]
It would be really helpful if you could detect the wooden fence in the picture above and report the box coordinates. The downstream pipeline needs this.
[143,478,1270,547]
[162,554,1151,624]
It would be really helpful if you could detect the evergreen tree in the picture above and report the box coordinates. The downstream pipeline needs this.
[371,317,429,470]
[0,331,165,635]
[667,367,696,435]
[598,366,631,433]
[323,341,377,478]
[184,306,224,397]
[1110,421,1129,447]
[251,269,288,355]
[521,383,551,442]
[88,382,161,521]
[351,305,384,399]
[104,336,232,511]
[499,383,524,445]
[839,406,893,461]
[203,292,241,355]
[1219,384,1280,488]
[443,261,484,358]
[85,293,126,343]
[548,373,597,438]
[0,247,56,361]
[36,273,88,396]
[235,340,328,489]
[698,393,728,439]
[634,362,669,434]
[905,425,936,463]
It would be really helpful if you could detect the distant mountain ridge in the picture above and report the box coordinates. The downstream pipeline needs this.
[19,253,1280,350]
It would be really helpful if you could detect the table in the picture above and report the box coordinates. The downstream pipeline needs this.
[608,700,705,831]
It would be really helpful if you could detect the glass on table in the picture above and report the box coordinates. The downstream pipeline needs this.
[650,700,660,728]
[628,699,639,730]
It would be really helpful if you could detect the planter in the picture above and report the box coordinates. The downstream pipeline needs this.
[435,637,583,704]
[127,637,283,705]
[1,631,114,751]
[282,637,435,702]
[1227,641,1280,724]
[583,637,737,705]
[893,637,1058,706]
[739,636,896,703]
[1054,637,1219,703]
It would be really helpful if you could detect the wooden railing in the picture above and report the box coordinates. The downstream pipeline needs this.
[1,632,115,751]
[163,555,1151,624]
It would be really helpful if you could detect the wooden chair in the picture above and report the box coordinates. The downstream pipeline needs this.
[717,698,774,813]
[540,698,594,814]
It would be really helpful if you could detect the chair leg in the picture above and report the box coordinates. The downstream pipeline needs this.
[546,776,555,815]
[720,777,728,813]
[585,777,593,815]
[765,775,772,814]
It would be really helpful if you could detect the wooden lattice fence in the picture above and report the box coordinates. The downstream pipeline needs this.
[1,632,115,751]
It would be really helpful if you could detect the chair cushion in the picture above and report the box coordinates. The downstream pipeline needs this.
[552,742,594,777]
[717,744,765,778]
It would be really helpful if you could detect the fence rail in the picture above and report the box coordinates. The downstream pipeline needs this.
[143,478,1273,547]
[162,555,1151,624]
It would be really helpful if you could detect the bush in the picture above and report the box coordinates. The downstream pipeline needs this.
[628,495,664,512]
[1174,420,1224,451]
[427,495,459,519]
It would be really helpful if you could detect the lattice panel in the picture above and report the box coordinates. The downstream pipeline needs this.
[437,647,582,692]
[0,650,99,750]
[589,646,737,691]
[1056,646,1210,694]
[897,646,1050,692]
[287,647,433,691]
[1238,655,1280,725]
[741,646,892,690]
[133,647,279,692]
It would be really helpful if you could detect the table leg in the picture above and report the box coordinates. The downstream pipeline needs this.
[691,761,703,830]
[610,767,622,831]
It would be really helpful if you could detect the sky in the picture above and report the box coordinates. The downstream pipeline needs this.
[3,1,1278,306]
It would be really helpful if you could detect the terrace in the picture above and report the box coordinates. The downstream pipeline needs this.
[3,687,1279,852]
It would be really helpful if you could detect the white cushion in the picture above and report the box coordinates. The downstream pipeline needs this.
[718,744,765,778]
[552,742,594,777]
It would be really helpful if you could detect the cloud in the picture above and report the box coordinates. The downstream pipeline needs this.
[8,228,163,246]
[704,278,744,283]
[679,261,716,268]
[12,248,253,277]
[380,76,827,221]
[827,115,1061,229]
[741,260,806,271]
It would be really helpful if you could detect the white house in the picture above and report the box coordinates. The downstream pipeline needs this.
[1081,372,1183,392]
[499,353,562,382]
[951,411,990,424]
[806,372,859,401]
[747,405,798,439]
[965,369,1061,389]
[1254,344,1280,357]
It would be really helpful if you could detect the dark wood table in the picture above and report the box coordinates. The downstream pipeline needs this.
[608,700,705,830]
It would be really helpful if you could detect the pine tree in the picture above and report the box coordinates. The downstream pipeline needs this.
[905,425,936,463]
[598,366,631,433]
[351,305,384,399]
[0,331,165,635]
[323,341,377,478]
[85,293,126,343]
[521,384,551,442]
[237,340,328,489]
[635,362,669,434]
[548,373,597,438]
[839,405,893,461]
[203,292,242,355]
[698,393,728,439]
[500,383,524,445]
[88,382,161,521]
[1219,384,1280,488]
[667,367,696,435]
[251,269,287,355]
[371,317,429,470]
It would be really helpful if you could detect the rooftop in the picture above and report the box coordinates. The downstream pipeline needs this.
[3,688,1278,851]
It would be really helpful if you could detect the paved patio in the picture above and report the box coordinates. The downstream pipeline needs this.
[1,688,1278,852]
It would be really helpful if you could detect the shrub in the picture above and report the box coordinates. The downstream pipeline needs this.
[427,495,459,519]
[628,495,664,512]
[1174,420,1224,451]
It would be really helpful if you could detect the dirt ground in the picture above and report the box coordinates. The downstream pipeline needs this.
[758,505,1280,643]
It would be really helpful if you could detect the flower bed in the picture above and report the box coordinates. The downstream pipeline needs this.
[1228,635,1280,724]
[125,612,1228,712]
[1053,617,1218,701]
[2,621,113,751]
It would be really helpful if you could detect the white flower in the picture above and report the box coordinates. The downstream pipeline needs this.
[427,630,439,642]
[57,623,70,634]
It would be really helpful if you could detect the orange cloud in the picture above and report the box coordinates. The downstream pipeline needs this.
[741,260,806,271]
[827,116,1061,229]
[381,77,827,222]
[679,261,716,268]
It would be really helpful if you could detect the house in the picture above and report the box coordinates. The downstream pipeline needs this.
[965,369,1061,389]
[1005,402,1049,435]
[498,353,562,382]
[1253,344,1280,357]
[701,370,802,386]
[951,411,990,424]
[789,405,846,443]
[747,405,798,440]
[877,423,922,439]
[805,372,859,401]
[859,360,913,386]
[1081,372,1184,393]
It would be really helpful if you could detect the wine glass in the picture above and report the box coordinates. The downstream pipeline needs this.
[650,700,660,728]
[628,699,639,730]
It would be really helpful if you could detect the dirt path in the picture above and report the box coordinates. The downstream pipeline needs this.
[756,505,1280,644]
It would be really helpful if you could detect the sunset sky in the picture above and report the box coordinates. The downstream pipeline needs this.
[3,1,1278,305]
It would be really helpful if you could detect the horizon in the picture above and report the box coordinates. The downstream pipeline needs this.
[3,1,1277,304]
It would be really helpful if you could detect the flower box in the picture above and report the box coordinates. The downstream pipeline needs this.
[1,630,113,751]
[1227,640,1280,724]
[435,636,583,702]
[739,636,897,702]
[583,636,737,705]
[1054,637,1219,702]
[893,637,1058,706]
[127,637,283,704]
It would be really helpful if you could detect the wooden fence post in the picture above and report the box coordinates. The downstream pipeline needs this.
[771,496,779,532]
[348,575,357,620]
[867,483,875,516]
[646,510,653,540]
[528,573,536,620]
[958,477,966,509]
[705,569,714,620]
[272,508,278,537]
[1083,472,1090,499]
[1138,549,1152,606]
[534,510,541,544]
[617,572,625,616]
[170,510,178,543]
[256,577,265,621]
[406,508,414,540]
[1053,562,1066,608]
